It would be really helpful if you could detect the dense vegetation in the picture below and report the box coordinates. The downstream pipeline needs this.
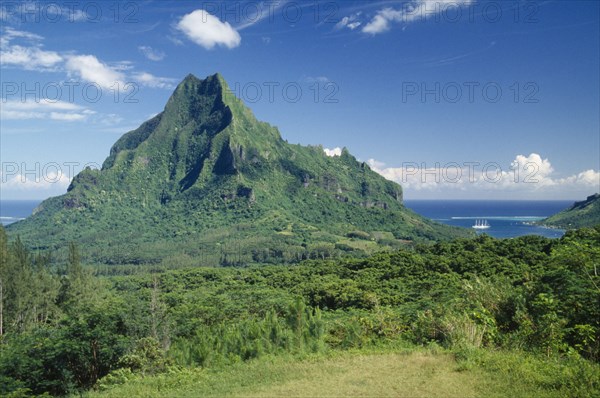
[3,73,597,396]
[1,224,599,396]
[7,74,469,266]
[542,193,600,229]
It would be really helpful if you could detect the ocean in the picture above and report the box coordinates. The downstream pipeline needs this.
[1,200,43,227]
[1,199,572,239]
[404,200,571,238]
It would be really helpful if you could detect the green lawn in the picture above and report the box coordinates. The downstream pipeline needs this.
[84,348,597,398]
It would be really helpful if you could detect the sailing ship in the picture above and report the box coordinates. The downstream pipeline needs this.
[472,219,490,229]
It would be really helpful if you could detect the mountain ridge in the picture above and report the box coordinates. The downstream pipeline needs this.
[541,193,600,229]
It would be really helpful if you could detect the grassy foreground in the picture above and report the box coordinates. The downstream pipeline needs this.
[84,347,599,398]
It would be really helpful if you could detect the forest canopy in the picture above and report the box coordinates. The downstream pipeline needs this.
[0,225,599,396]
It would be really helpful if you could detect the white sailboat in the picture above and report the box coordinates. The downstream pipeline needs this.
[472,219,490,229]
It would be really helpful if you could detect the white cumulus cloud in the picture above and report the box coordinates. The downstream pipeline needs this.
[1,28,175,92]
[324,147,343,157]
[64,54,125,89]
[367,153,600,199]
[0,27,62,70]
[177,9,241,50]
[1,45,63,69]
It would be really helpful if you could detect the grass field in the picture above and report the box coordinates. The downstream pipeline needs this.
[84,347,598,398]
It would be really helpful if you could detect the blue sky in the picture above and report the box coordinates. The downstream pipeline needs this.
[1,0,599,200]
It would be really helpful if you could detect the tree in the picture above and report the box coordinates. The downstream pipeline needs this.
[58,242,94,309]
[31,252,59,326]
[149,275,170,350]
[7,237,33,333]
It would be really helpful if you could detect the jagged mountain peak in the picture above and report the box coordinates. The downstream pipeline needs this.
[168,73,228,106]
[102,73,277,172]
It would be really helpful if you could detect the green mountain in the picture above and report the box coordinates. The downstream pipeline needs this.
[8,73,470,265]
[541,193,600,229]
